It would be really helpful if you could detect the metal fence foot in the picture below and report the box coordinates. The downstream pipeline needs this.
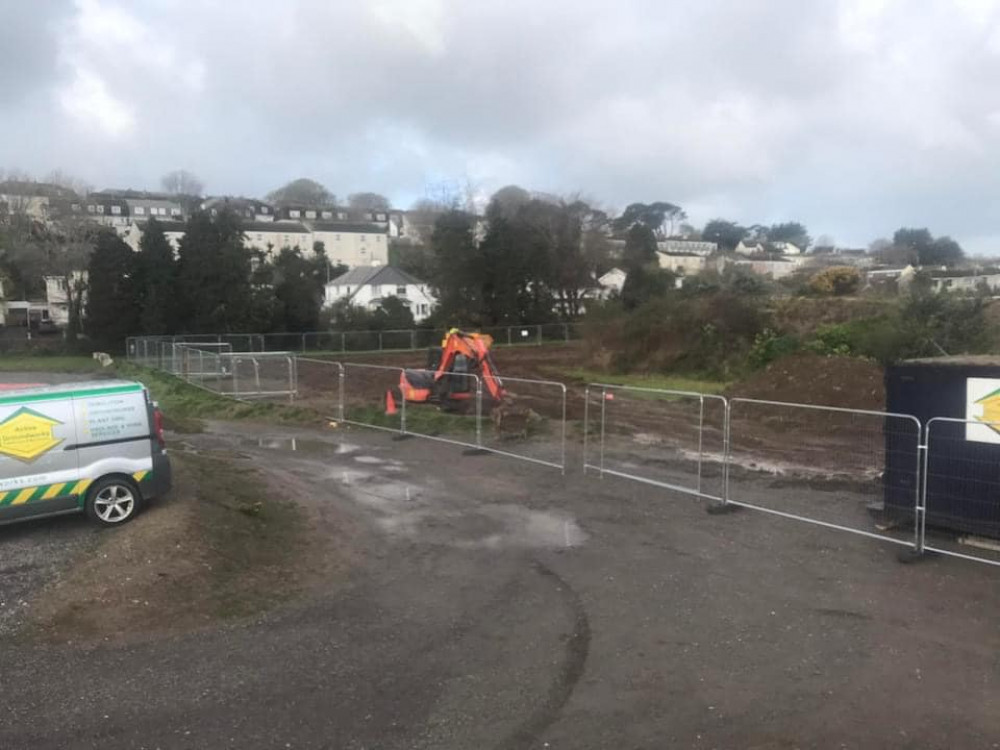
[392,434,414,442]
[897,548,932,564]
[706,502,741,515]
[461,447,490,456]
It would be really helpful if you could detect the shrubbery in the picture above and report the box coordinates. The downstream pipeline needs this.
[585,275,995,376]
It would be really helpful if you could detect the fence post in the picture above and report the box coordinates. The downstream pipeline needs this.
[916,426,929,555]
[507,327,513,346]
[338,365,345,422]
[411,330,416,350]
[341,332,346,352]
[697,396,705,496]
[560,383,567,476]
[536,325,542,346]
[599,387,607,478]
[233,357,239,396]
[722,401,732,507]
[475,378,483,449]
[286,356,296,403]
[399,369,407,437]
[583,386,590,473]
[378,332,383,351]
[253,358,261,395]
[301,334,307,353]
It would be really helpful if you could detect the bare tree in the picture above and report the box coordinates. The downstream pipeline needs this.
[347,192,391,212]
[44,170,91,196]
[161,169,205,197]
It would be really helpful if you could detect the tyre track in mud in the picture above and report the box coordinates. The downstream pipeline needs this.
[497,560,591,750]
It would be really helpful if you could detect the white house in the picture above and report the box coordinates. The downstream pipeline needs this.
[657,239,717,256]
[122,219,186,253]
[43,271,88,326]
[310,222,389,268]
[324,266,436,322]
[931,272,1000,294]
[735,240,765,256]
[772,241,802,256]
[658,252,709,275]
[243,222,313,257]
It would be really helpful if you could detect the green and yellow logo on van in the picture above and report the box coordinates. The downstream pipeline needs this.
[0,407,64,462]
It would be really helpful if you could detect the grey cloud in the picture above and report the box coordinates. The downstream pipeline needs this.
[5,0,1000,251]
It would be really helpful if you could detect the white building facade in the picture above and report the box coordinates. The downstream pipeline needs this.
[324,266,437,322]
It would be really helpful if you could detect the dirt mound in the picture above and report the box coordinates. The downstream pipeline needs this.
[727,354,884,411]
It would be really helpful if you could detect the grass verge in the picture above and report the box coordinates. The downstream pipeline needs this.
[115,362,320,431]
[0,355,104,373]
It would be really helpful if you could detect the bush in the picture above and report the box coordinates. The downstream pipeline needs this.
[748,328,800,369]
[808,266,861,296]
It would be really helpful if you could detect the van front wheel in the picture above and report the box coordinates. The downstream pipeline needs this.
[86,477,141,527]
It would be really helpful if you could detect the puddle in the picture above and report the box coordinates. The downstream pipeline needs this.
[235,437,359,455]
[354,455,385,465]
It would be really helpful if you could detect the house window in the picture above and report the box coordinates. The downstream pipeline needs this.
[289,210,300,218]
[97,205,105,214]
[306,210,316,219]
[87,205,95,213]
[335,234,341,241]
[71,204,80,212]
[171,208,181,216]
[396,285,406,295]
[360,235,366,242]
[261,206,269,214]
[377,235,382,242]
[284,235,290,243]
[256,234,263,241]
[345,286,351,294]
[134,206,145,215]
[321,210,332,219]
[376,213,386,221]
[111,205,121,215]
[337,212,347,220]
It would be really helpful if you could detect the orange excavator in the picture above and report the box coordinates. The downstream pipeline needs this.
[386,328,506,413]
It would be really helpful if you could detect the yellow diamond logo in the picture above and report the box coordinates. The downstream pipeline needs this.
[0,407,64,462]
[975,388,1000,435]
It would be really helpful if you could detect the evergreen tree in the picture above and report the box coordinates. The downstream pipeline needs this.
[136,217,177,334]
[85,230,140,350]
[175,210,253,332]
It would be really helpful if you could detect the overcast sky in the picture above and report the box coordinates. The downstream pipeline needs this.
[3,0,1000,251]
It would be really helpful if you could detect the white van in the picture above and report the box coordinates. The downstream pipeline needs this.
[0,380,171,527]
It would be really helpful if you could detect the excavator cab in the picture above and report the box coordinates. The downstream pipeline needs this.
[387,328,506,414]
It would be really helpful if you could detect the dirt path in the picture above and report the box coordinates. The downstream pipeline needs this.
[1,420,999,749]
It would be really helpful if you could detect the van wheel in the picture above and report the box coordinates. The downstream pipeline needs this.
[85,477,141,527]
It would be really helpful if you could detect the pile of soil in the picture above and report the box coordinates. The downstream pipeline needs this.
[727,353,884,411]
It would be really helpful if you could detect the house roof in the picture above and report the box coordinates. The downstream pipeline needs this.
[311,221,387,234]
[244,221,310,233]
[135,219,186,231]
[328,265,425,288]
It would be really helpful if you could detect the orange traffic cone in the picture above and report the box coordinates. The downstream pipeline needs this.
[385,390,398,415]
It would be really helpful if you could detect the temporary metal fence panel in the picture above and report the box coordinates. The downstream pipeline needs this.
[480,375,567,472]
[398,368,482,451]
[583,385,727,501]
[295,358,345,421]
[726,398,921,548]
[261,332,306,353]
[921,417,1000,566]
[540,323,571,343]
[343,330,383,352]
[341,362,405,434]
[219,353,297,401]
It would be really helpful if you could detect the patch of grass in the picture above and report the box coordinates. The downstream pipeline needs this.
[548,367,731,395]
[115,363,320,426]
[0,355,104,373]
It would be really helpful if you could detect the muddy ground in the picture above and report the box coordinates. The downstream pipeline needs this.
[1,403,999,748]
